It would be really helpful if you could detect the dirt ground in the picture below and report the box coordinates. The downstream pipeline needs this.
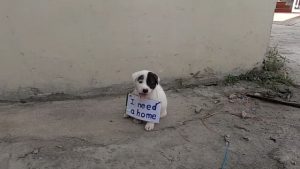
[1,82,299,169]
[1,20,300,169]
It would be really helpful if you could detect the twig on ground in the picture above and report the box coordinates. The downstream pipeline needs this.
[157,104,224,132]
[229,112,258,120]
[200,112,219,120]
[233,125,250,132]
[246,93,300,108]
[177,130,191,143]
[159,151,174,162]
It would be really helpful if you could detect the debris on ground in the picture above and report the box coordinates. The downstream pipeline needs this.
[242,136,250,141]
[229,111,257,119]
[228,94,237,100]
[247,93,300,108]
[194,106,203,114]
[241,111,247,119]
[269,136,277,143]
[32,149,39,154]
[234,125,250,132]
[214,100,221,104]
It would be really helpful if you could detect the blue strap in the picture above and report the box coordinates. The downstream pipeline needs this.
[221,143,229,169]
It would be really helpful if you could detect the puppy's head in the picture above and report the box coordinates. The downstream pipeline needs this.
[132,70,160,97]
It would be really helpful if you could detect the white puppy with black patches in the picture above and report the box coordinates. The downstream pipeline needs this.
[126,70,167,131]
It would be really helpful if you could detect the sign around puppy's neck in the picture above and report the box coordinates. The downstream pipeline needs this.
[125,93,161,123]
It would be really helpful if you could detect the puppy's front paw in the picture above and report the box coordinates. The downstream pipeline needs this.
[145,122,155,131]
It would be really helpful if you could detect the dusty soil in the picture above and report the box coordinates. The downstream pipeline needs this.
[0,82,299,169]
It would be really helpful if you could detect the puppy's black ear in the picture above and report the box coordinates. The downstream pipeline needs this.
[147,72,159,89]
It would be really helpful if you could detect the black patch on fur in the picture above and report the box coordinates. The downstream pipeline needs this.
[146,72,158,89]
[137,75,144,83]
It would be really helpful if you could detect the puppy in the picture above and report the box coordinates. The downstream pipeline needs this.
[126,70,167,131]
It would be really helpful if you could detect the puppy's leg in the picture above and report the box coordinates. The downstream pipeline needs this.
[160,108,167,118]
[145,122,155,131]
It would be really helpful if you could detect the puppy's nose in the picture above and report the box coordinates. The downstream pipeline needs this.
[143,89,148,93]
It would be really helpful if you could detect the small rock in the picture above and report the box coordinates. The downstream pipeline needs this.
[242,136,250,141]
[229,100,235,103]
[269,136,277,143]
[229,94,237,99]
[32,149,39,154]
[291,161,296,165]
[194,106,203,114]
[224,134,230,142]
[214,100,220,104]
[56,145,63,149]
[286,93,292,100]
[241,111,247,119]
[109,120,113,122]
[254,93,261,96]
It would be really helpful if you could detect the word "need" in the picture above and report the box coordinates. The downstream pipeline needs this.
[126,94,161,123]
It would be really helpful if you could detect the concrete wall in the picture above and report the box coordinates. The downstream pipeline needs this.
[0,0,276,100]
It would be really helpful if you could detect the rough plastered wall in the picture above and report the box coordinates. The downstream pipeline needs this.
[0,0,276,100]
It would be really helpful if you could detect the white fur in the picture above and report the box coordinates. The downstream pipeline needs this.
[127,70,168,131]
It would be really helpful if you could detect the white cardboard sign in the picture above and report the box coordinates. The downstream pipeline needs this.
[126,94,161,123]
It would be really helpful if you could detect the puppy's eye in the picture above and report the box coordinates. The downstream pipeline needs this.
[138,81,143,84]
